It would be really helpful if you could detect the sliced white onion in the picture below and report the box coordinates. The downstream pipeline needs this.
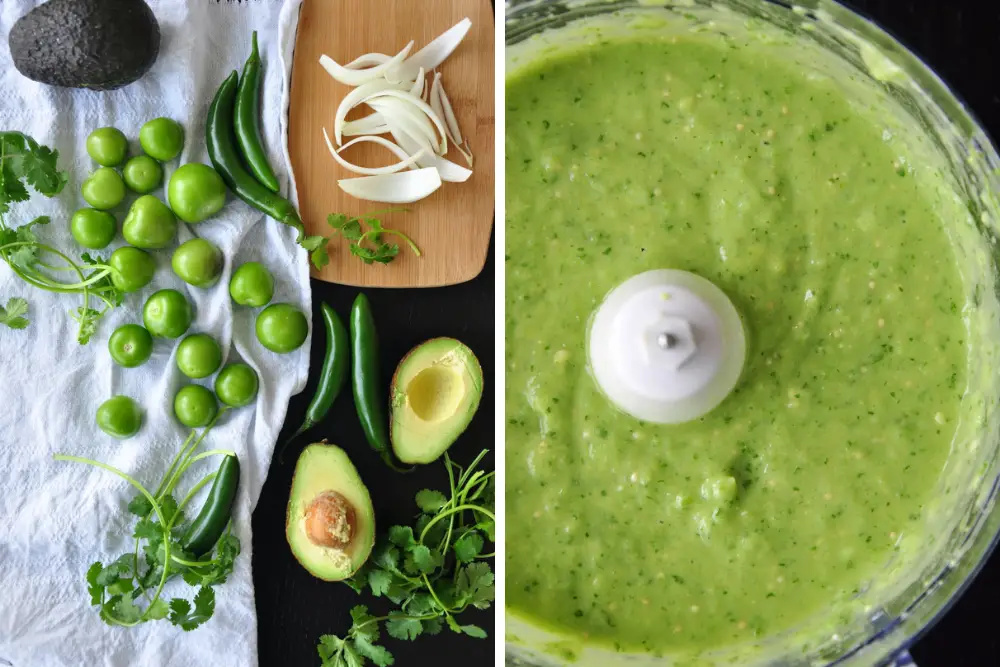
[339,168,443,203]
[370,99,438,155]
[362,89,448,154]
[408,68,426,98]
[437,75,464,146]
[321,41,414,87]
[389,124,472,183]
[334,79,409,145]
[454,142,474,168]
[429,74,447,139]
[343,53,391,69]
[342,113,389,137]
[323,128,426,176]
[390,18,472,82]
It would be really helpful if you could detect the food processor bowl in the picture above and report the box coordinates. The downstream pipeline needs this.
[505,1,1000,665]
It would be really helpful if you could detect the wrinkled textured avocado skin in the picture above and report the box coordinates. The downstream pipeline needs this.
[10,0,160,91]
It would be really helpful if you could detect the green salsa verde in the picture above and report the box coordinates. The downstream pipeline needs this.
[505,34,970,655]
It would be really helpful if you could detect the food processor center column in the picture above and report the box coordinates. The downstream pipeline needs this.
[587,269,747,424]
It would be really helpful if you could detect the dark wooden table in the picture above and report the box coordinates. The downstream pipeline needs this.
[253,1,1000,666]
[253,240,496,667]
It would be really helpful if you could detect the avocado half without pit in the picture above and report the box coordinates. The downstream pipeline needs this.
[390,338,483,465]
[286,444,375,581]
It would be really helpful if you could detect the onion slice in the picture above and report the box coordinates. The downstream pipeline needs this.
[409,68,426,98]
[362,89,448,154]
[343,53,391,69]
[436,74,464,146]
[370,98,439,155]
[342,113,389,137]
[389,125,472,183]
[321,41,414,87]
[323,129,426,176]
[334,79,409,145]
[390,18,472,82]
[369,98,442,155]
[339,168,443,203]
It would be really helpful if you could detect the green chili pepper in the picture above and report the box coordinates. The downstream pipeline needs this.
[280,302,350,461]
[234,32,280,193]
[206,71,304,243]
[181,454,240,557]
[350,293,408,472]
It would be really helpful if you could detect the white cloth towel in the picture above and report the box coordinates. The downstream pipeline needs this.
[0,1,308,665]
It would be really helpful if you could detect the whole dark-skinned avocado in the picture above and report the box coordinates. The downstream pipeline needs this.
[9,0,160,91]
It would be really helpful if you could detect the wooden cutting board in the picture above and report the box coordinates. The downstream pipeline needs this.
[288,0,495,288]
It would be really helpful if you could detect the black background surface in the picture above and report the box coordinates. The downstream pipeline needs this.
[254,2,1000,666]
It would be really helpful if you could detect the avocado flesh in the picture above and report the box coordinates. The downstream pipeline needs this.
[286,444,375,582]
[390,338,483,465]
[10,0,160,91]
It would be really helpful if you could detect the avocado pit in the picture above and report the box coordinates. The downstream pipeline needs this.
[305,490,357,549]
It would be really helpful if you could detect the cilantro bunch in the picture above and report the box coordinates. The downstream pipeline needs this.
[56,416,241,631]
[319,450,495,667]
[304,209,422,270]
[0,131,123,343]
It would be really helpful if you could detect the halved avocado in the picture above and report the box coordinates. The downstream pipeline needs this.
[286,443,375,581]
[390,338,483,465]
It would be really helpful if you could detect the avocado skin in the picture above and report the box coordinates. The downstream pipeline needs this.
[9,0,160,91]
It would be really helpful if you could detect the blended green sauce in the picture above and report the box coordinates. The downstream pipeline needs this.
[505,35,969,655]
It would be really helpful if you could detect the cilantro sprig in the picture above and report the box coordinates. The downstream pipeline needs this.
[0,131,123,342]
[318,450,494,667]
[303,209,422,270]
[57,412,241,631]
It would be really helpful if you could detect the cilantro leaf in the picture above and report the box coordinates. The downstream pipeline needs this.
[168,587,215,631]
[479,518,496,543]
[415,489,447,512]
[318,634,344,663]
[168,598,191,621]
[0,297,29,329]
[86,562,105,606]
[301,233,333,271]
[113,595,142,624]
[457,562,495,610]
[454,532,484,563]
[133,518,162,541]
[20,144,67,196]
[301,234,326,251]
[95,554,133,586]
[353,635,394,667]
[403,544,439,575]
[445,614,462,634]
[127,494,153,517]
[422,617,444,636]
[0,162,29,214]
[368,569,393,597]
[158,494,179,525]
[342,644,364,667]
[373,544,401,573]
[349,605,378,641]
[146,598,170,621]
[334,218,363,241]
[404,593,436,617]
[387,526,416,549]
[385,613,422,641]
[460,624,487,639]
